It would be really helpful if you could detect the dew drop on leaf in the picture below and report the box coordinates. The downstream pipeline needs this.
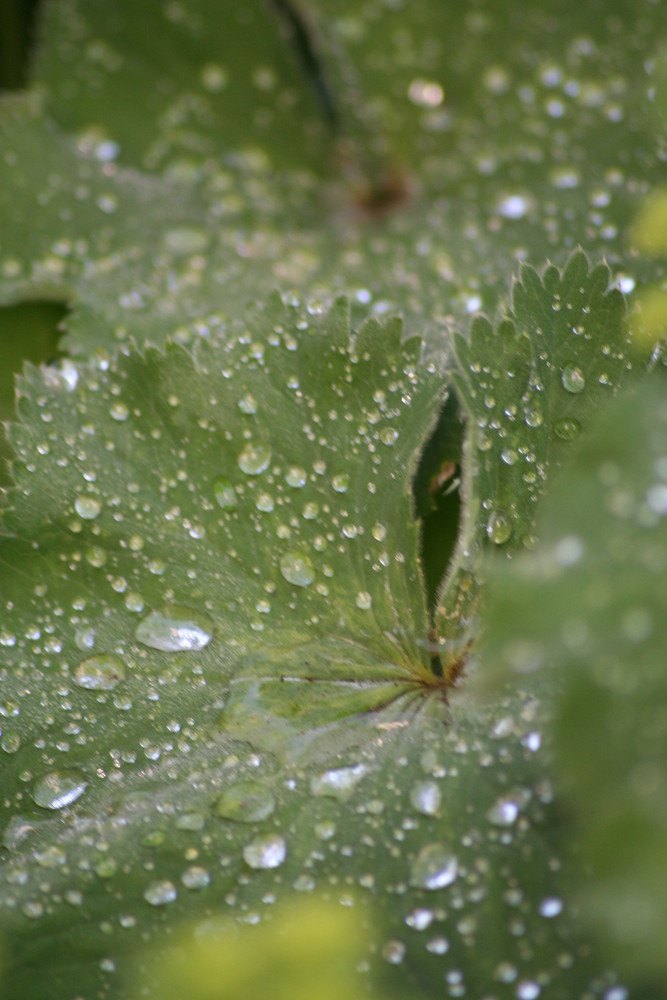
[410,781,442,816]
[409,844,459,890]
[285,466,307,488]
[31,771,88,810]
[143,879,178,906]
[279,551,315,587]
[486,510,513,545]
[331,474,349,493]
[214,781,275,823]
[74,654,125,690]
[554,417,581,441]
[74,496,101,520]
[135,605,213,651]
[381,939,406,964]
[242,833,287,870]
[213,477,237,509]
[238,393,258,415]
[310,764,367,801]
[561,363,586,394]
[181,866,211,889]
[238,442,271,475]
[486,796,520,826]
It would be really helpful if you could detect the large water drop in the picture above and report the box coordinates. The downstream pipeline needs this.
[135,605,213,651]
[31,771,88,810]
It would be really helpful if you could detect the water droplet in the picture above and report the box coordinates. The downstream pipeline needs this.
[31,771,88,810]
[408,79,444,107]
[498,194,529,219]
[280,551,315,587]
[410,781,442,816]
[285,466,307,488]
[646,483,667,516]
[135,605,213,651]
[243,833,286,869]
[501,447,518,465]
[355,591,372,610]
[109,401,129,422]
[539,897,563,918]
[523,406,543,427]
[332,474,350,493]
[380,427,399,446]
[181,866,211,889]
[200,63,228,93]
[143,879,178,906]
[554,417,581,441]
[372,523,387,542]
[381,939,406,964]
[238,442,271,475]
[486,797,520,826]
[74,496,101,520]
[74,654,125,691]
[517,981,541,999]
[214,781,275,823]
[561,363,586,394]
[311,764,367,802]
[238,393,257,415]
[214,477,237,509]
[409,844,459,890]
[486,511,513,545]
[1,732,21,754]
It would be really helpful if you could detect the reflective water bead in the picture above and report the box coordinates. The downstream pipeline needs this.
[486,511,513,545]
[311,764,367,801]
[243,833,286,870]
[143,879,178,906]
[31,770,88,810]
[561,363,586,394]
[410,781,442,816]
[74,496,101,520]
[409,844,459,890]
[135,605,213,651]
[285,466,307,488]
[214,477,238,509]
[74,654,125,690]
[280,551,315,587]
[380,427,399,446]
[332,474,349,493]
[486,797,519,826]
[181,866,211,889]
[381,939,406,964]
[554,417,581,440]
[238,442,271,475]
[238,393,258,415]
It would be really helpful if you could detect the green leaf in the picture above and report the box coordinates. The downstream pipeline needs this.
[480,375,667,991]
[438,252,634,645]
[2,0,665,359]
[0,299,615,999]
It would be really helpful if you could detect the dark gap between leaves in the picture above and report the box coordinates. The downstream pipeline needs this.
[0,0,43,91]
[0,300,70,487]
[413,389,465,631]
